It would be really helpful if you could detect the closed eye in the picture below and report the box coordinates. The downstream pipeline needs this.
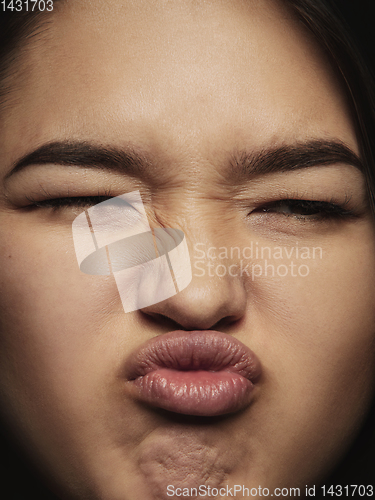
[251,199,357,220]
[25,195,115,210]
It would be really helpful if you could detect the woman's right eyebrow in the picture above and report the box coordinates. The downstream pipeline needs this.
[5,138,363,180]
[5,141,149,179]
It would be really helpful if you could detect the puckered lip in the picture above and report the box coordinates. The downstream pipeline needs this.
[124,330,262,417]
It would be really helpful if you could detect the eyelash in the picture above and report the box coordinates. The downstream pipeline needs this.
[250,198,356,221]
[26,195,356,221]
[25,195,113,210]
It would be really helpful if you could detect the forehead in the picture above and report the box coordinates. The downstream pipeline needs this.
[0,0,357,169]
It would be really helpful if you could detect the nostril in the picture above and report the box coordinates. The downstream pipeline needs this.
[140,270,248,331]
[141,312,184,331]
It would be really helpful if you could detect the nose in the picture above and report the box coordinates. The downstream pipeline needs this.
[141,246,248,330]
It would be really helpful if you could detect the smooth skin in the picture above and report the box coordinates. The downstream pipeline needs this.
[0,0,374,499]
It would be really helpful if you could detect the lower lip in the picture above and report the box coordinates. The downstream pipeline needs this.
[132,368,255,416]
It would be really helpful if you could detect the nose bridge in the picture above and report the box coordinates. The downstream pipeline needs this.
[141,209,249,330]
[152,193,246,281]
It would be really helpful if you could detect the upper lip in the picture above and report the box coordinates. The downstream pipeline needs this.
[125,330,262,382]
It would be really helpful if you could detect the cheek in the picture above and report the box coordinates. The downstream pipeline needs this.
[0,219,122,416]
[285,236,375,372]
[0,217,120,323]
[0,217,147,479]
[245,229,375,482]
[250,224,375,373]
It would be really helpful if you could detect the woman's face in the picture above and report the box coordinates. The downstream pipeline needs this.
[0,0,374,498]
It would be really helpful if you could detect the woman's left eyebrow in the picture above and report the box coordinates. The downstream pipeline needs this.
[229,139,364,179]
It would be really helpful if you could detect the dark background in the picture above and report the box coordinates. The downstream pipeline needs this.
[331,0,375,73]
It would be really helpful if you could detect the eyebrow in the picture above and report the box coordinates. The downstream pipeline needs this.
[5,138,363,180]
[229,139,363,179]
[5,141,148,179]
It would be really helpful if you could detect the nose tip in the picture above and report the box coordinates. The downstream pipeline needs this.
[140,267,247,330]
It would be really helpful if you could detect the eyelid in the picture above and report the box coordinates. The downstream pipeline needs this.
[249,198,358,221]
[25,193,117,209]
